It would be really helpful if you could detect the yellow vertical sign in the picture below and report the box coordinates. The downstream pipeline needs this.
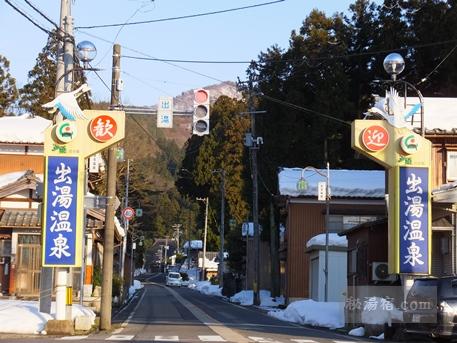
[42,110,125,267]
[352,120,432,274]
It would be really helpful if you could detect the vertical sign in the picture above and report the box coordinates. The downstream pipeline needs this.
[399,167,430,274]
[157,96,173,128]
[43,156,79,266]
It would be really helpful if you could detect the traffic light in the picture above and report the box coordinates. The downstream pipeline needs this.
[193,88,210,136]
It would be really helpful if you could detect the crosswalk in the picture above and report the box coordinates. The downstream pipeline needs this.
[59,335,358,342]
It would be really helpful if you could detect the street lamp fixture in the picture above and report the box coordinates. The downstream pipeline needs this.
[297,164,331,302]
[379,53,425,136]
[76,40,97,69]
[383,53,405,81]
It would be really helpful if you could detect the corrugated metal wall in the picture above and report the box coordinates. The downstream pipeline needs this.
[287,203,324,299]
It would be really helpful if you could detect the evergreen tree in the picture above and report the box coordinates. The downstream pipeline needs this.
[0,54,18,116]
[19,30,90,118]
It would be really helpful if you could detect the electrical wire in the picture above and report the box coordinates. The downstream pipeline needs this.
[75,0,285,29]
[89,64,112,94]
[122,55,252,64]
[417,43,457,86]
[5,0,52,35]
[23,0,59,30]
[259,93,351,127]
[75,29,225,83]
[121,70,173,96]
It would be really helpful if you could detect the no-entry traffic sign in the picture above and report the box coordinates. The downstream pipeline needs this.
[122,207,135,221]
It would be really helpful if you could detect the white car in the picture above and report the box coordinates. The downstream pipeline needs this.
[166,272,182,287]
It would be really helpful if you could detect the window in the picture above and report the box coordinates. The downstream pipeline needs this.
[447,151,457,181]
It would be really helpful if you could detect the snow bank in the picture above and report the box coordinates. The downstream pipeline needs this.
[268,299,345,329]
[190,281,222,296]
[134,268,147,277]
[128,279,144,298]
[0,300,95,334]
[370,332,385,340]
[349,326,365,337]
[361,297,403,325]
[229,290,284,308]
[306,233,347,248]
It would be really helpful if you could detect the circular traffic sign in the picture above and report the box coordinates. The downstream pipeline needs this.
[122,207,135,220]
[361,125,389,152]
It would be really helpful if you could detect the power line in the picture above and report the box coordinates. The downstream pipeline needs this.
[5,0,52,35]
[75,0,285,29]
[122,55,252,64]
[417,43,457,86]
[23,0,59,30]
[258,93,352,127]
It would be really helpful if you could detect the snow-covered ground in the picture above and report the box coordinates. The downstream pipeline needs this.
[268,299,345,329]
[189,281,222,296]
[129,279,144,298]
[230,290,284,308]
[0,300,95,334]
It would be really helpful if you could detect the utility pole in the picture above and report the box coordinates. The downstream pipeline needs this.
[248,81,261,306]
[120,159,130,301]
[100,43,121,331]
[197,197,209,281]
[41,0,73,320]
[172,224,182,254]
[218,170,225,289]
[164,236,169,271]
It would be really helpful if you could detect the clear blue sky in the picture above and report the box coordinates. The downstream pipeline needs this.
[1,0,365,107]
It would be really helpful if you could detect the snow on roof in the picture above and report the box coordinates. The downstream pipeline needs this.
[0,171,27,189]
[183,240,203,249]
[278,168,385,198]
[0,113,51,144]
[306,233,348,248]
[374,97,457,132]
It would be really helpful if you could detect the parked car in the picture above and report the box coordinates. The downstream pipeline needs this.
[404,276,457,339]
[166,272,182,287]
[180,272,189,287]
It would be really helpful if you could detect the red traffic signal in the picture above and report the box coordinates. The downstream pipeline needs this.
[193,89,210,136]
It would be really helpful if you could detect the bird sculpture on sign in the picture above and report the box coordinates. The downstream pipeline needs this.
[364,87,420,129]
[42,83,91,121]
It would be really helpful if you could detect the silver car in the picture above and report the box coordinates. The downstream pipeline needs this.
[166,272,182,287]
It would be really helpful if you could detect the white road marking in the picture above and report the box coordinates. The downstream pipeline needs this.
[198,335,226,342]
[248,337,283,343]
[121,285,146,327]
[290,340,318,343]
[333,341,357,343]
[113,328,124,334]
[154,336,179,341]
[60,337,88,340]
[105,334,134,340]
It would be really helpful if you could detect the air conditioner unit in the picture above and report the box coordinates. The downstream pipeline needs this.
[372,262,397,282]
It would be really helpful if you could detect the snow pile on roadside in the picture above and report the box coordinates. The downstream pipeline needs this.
[230,290,284,308]
[268,299,345,329]
[134,268,147,277]
[129,279,144,298]
[370,332,385,340]
[0,300,95,334]
[349,326,365,337]
[361,297,403,324]
[190,281,222,296]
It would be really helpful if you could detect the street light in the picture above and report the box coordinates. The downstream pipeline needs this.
[382,53,425,137]
[212,169,226,289]
[298,163,331,302]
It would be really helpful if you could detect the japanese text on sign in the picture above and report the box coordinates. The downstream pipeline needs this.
[361,125,389,152]
[399,167,429,273]
[89,115,118,142]
[43,156,78,266]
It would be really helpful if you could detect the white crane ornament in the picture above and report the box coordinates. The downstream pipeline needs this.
[42,83,91,121]
[364,87,409,128]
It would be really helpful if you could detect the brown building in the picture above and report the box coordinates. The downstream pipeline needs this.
[278,168,386,302]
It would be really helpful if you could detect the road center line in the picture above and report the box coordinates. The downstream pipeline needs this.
[158,283,251,343]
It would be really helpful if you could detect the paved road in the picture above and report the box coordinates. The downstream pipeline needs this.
[0,273,429,342]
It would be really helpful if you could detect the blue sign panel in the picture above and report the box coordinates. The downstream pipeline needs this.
[399,167,429,274]
[43,156,79,265]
